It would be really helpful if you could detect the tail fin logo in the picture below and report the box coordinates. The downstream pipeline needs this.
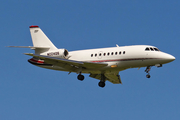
[34,30,38,33]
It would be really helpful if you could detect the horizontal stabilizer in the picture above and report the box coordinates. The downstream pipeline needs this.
[8,46,50,49]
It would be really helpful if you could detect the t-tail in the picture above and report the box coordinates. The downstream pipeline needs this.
[29,25,57,54]
[9,25,58,54]
[9,25,69,58]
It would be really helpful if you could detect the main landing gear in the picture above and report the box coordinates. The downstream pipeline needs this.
[145,66,151,78]
[77,73,84,81]
[98,74,106,88]
[77,73,106,88]
[98,81,105,88]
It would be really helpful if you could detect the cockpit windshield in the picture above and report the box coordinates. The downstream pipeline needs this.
[145,47,160,51]
[154,48,160,51]
[150,47,154,51]
[145,47,150,51]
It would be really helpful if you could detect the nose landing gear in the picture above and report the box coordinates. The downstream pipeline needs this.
[145,66,151,78]
[146,74,151,78]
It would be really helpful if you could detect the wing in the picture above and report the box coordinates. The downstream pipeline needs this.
[25,53,108,70]
[89,72,122,84]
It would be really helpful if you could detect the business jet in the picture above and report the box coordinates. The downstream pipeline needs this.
[9,25,175,88]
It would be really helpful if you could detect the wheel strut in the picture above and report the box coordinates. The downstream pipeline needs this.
[98,74,106,88]
[145,66,151,78]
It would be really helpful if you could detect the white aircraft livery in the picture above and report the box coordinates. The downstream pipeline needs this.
[9,25,176,87]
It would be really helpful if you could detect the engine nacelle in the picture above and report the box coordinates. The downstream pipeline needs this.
[41,49,69,59]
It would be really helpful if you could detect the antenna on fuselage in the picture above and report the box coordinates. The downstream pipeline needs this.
[116,44,119,47]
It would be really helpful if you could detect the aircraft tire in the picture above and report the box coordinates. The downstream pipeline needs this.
[146,74,151,78]
[98,81,105,88]
[77,74,84,81]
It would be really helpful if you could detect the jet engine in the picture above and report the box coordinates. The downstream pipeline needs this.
[41,49,69,59]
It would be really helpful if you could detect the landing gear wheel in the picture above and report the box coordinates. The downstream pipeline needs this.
[146,74,151,78]
[77,74,84,81]
[98,81,105,88]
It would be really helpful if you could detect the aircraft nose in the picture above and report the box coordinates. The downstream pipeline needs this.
[165,54,175,62]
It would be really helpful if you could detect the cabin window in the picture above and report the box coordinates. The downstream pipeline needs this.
[119,51,121,55]
[115,52,118,55]
[95,54,97,57]
[145,47,150,51]
[99,53,102,56]
[91,54,93,57]
[123,51,125,54]
[104,53,106,56]
[111,52,114,55]
[107,53,110,56]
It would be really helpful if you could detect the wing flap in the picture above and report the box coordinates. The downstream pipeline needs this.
[105,73,122,84]
[89,72,122,84]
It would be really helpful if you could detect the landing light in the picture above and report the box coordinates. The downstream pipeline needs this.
[111,65,118,68]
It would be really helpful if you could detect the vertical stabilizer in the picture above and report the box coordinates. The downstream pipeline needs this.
[29,25,57,54]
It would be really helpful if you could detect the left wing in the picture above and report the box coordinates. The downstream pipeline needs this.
[25,53,108,69]
[89,72,122,84]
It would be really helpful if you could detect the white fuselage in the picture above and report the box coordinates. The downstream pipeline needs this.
[45,45,175,74]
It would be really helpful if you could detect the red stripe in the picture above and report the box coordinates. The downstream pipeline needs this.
[29,25,39,28]
[90,58,159,63]
[29,58,44,64]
